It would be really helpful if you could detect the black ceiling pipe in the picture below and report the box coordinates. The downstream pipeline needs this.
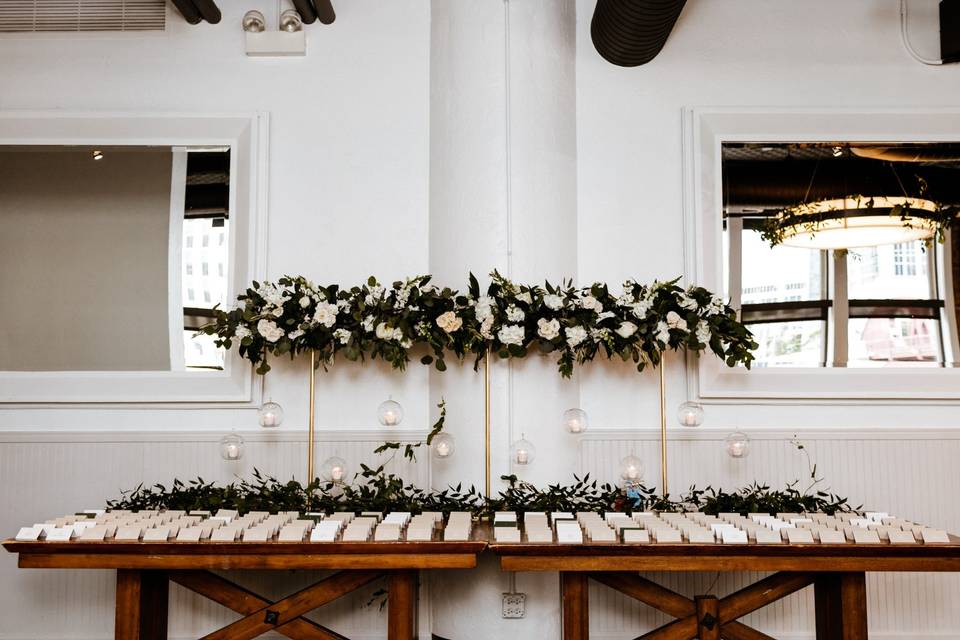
[170,0,202,25]
[591,0,687,67]
[191,0,221,24]
[314,0,336,25]
[292,0,318,24]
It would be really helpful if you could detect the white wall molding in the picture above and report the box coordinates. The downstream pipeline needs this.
[0,429,428,444]
[580,426,960,441]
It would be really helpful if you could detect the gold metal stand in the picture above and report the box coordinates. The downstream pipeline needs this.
[659,362,668,497]
[308,349,317,483]
[484,356,491,497]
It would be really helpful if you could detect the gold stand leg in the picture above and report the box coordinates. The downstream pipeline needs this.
[308,349,316,483]
[659,362,668,497]
[484,356,491,498]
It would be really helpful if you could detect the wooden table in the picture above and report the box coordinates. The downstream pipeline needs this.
[490,537,960,640]
[4,538,486,640]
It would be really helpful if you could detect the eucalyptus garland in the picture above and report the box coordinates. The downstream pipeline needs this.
[200,271,757,377]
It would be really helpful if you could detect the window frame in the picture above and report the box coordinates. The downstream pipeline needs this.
[684,107,960,400]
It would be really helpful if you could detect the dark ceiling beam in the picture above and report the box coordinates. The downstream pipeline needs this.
[169,0,202,25]
[191,0,221,24]
[292,0,318,24]
[314,0,336,25]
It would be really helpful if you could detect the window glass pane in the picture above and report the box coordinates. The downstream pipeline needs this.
[182,218,229,309]
[847,318,940,367]
[846,241,930,299]
[741,230,822,304]
[747,320,825,367]
[183,330,225,370]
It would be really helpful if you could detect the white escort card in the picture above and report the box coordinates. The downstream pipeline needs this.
[14,526,42,541]
[210,527,241,542]
[310,523,341,542]
[176,527,203,543]
[817,529,847,545]
[622,529,650,544]
[494,528,521,543]
[525,529,553,543]
[785,528,815,544]
[721,528,749,544]
[46,527,75,542]
[406,527,433,542]
[653,529,682,543]
[852,528,881,545]
[921,528,951,544]
[142,528,170,542]
[888,529,918,545]
[754,528,783,544]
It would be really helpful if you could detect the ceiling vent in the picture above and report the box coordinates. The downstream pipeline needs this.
[0,0,166,33]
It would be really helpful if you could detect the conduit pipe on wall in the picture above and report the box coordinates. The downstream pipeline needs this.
[292,0,318,24]
[590,0,687,67]
[314,0,336,25]
[169,0,220,25]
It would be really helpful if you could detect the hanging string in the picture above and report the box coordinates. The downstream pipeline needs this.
[802,157,821,204]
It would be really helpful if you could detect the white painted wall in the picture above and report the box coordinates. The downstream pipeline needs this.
[2,0,960,638]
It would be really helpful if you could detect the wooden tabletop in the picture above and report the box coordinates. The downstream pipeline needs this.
[489,535,960,572]
[3,537,487,570]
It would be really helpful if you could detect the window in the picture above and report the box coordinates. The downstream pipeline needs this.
[202,262,209,276]
[185,264,193,276]
[186,236,193,249]
[893,242,917,277]
[218,263,224,277]
[187,288,195,301]
[202,235,209,248]
[219,233,225,246]
[203,290,211,303]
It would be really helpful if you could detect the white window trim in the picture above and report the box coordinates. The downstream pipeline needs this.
[683,107,960,401]
[0,111,269,404]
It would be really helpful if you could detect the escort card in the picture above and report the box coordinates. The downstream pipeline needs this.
[589,528,616,542]
[443,528,470,541]
[852,528,881,545]
[786,528,815,544]
[210,527,240,542]
[556,524,583,544]
[278,526,306,542]
[817,529,847,544]
[310,525,339,542]
[14,526,42,541]
[721,529,749,544]
[921,528,951,544]
[622,529,650,544]
[241,528,270,542]
[687,529,716,544]
[494,527,521,543]
[754,528,783,544]
[142,528,170,542]
[405,527,433,542]
[176,527,203,543]
[525,529,553,543]
[888,529,918,545]
[653,529,682,543]
[46,527,74,542]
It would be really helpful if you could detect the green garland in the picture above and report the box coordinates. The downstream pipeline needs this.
[200,272,756,377]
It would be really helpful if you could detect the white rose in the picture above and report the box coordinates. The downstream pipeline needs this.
[543,294,564,310]
[566,325,587,348]
[696,322,711,345]
[299,296,311,308]
[616,321,637,339]
[480,317,494,340]
[375,323,393,340]
[288,328,304,340]
[679,294,698,311]
[580,295,603,313]
[537,318,561,340]
[312,302,338,328]
[517,292,532,305]
[436,311,463,333]
[656,321,671,344]
[597,311,614,321]
[337,298,351,311]
[401,339,412,349]
[256,319,284,343]
[475,296,494,322]
[234,326,251,340]
[666,311,687,331]
[334,328,351,344]
[498,324,525,346]
[631,300,652,318]
[362,315,375,332]
[391,327,404,341]
[506,305,525,322]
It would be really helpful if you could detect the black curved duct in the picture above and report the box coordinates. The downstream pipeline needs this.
[591,0,687,67]
[170,0,220,25]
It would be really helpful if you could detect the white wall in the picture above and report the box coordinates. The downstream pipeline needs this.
[2,0,960,638]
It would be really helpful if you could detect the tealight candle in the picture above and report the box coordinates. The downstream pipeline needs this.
[436,441,451,457]
[516,449,529,465]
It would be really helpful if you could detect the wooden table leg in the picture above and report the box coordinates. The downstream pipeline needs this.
[695,595,719,640]
[815,572,868,640]
[115,569,168,640]
[387,570,418,640]
[561,572,589,640]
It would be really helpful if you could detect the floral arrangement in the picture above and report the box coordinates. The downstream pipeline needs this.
[201,271,757,376]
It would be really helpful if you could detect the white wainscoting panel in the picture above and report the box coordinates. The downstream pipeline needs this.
[0,430,426,640]
[579,429,960,638]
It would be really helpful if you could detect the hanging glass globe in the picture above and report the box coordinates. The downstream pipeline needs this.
[563,408,589,434]
[219,433,244,461]
[511,438,536,466]
[677,401,704,428]
[619,455,644,486]
[320,456,349,483]
[377,398,404,426]
[725,432,750,458]
[431,433,456,459]
[258,401,283,428]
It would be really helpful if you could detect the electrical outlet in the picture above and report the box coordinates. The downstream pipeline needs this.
[502,592,526,618]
